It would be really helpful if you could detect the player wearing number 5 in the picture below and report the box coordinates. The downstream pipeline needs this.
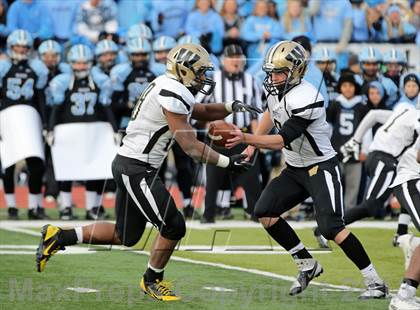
[36,43,260,301]
[47,44,119,221]
[226,41,387,298]
[0,30,49,220]
[326,74,368,211]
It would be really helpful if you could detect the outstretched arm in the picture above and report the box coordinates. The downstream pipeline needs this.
[191,100,263,121]
[353,109,392,142]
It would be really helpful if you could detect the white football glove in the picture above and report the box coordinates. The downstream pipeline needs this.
[43,130,54,146]
[340,138,361,163]
[113,132,123,146]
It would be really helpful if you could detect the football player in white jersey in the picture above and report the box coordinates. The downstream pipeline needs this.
[340,102,418,244]
[35,43,261,301]
[389,132,420,310]
[226,41,387,298]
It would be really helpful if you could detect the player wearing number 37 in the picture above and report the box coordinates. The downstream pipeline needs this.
[226,41,388,299]
[36,43,261,301]
[0,30,49,220]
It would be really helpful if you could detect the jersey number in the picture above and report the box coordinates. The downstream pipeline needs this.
[6,78,34,100]
[131,82,156,120]
[70,92,97,116]
[339,112,354,136]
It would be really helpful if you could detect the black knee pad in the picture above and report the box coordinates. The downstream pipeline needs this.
[160,211,186,241]
[317,224,345,241]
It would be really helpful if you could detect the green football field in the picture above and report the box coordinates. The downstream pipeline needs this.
[0,208,419,309]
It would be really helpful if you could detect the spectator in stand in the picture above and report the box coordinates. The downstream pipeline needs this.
[150,0,192,38]
[7,0,53,43]
[380,4,416,43]
[310,0,353,54]
[220,0,244,48]
[366,5,383,41]
[240,0,282,67]
[350,0,370,42]
[0,0,8,53]
[75,0,118,44]
[44,0,83,44]
[267,0,280,21]
[185,0,225,54]
[396,73,420,108]
[366,81,388,110]
[282,0,313,40]
[408,0,420,31]
[117,0,152,36]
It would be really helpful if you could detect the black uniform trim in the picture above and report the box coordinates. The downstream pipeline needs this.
[159,89,190,111]
[303,130,324,156]
[291,101,324,115]
[278,116,314,145]
[143,125,169,154]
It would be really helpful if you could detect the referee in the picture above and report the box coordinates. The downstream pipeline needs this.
[198,44,262,223]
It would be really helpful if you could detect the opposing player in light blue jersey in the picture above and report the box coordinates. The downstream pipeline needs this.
[111,37,156,129]
[0,30,49,220]
[126,23,153,42]
[383,48,407,88]
[359,47,399,108]
[151,36,176,76]
[47,44,118,221]
[93,39,119,76]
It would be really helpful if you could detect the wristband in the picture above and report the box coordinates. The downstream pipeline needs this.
[216,154,230,168]
[225,101,233,113]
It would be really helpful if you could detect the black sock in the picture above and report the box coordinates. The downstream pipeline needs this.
[397,224,408,236]
[338,232,371,270]
[265,218,312,259]
[403,278,419,289]
[144,268,164,283]
[58,229,78,246]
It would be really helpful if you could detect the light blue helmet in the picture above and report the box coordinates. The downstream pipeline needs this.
[359,47,382,63]
[177,35,200,45]
[312,47,337,63]
[126,23,153,41]
[7,29,33,60]
[126,37,152,55]
[95,39,119,57]
[152,36,176,52]
[67,44,93,79]
[383,48,407,65]
[38,40,62,61]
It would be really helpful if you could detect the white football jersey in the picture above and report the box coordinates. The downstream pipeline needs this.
[118,75,195,168]
[369,103,418,158]
[265,80,336,167]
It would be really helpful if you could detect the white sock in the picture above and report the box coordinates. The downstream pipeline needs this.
[217,190,231,208]
[96,193,103,207]
[60,191,72,210]
[28,194,38,210]
[361,264,381,284]
[75,227,83,244]
[398,282,417,299]
[5,194,16,208]
[148,262,164,273]
[183,198,191,207]
[36,194,43,208]
[86,191,97,211]
[398,213,412,226]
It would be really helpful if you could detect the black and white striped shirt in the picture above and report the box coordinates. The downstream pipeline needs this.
[197,70,262,129]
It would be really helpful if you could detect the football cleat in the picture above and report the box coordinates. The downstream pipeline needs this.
[389,285,420,310]
[36,224,65,272]
[359,281,388,299]
[397,234,414,270]
[59,207,78,220]
[182,205,194,220]
[313,227,330,249]
[140,277,181,301]
[289,259,323,296]
[8,207,19,220]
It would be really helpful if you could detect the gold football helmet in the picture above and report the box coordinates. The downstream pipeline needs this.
[262,41,308,95]
[166,43,215,95]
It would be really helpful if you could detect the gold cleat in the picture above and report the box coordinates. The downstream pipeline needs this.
[140,277,181,301]
[36,224,65,272]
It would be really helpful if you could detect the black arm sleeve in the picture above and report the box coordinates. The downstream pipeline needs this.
[103,105,118,133]
[278,116,315,146]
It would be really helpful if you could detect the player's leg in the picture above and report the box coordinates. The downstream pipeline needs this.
[3,164,18,219]
[389,246,420,310]
[203,163,229,222]
[58,181,75,220]
[85,179,108,219]
[26,157,48,219]
[308,158,387,299]
[254,167,322,296]
[344,153,396,225]
[343,161,362,210]
[394,207,411,246]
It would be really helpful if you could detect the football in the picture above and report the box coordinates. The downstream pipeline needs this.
[208,120,236,147]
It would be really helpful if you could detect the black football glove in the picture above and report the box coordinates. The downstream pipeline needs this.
[228,154,253,174]
[229,100,263,114]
